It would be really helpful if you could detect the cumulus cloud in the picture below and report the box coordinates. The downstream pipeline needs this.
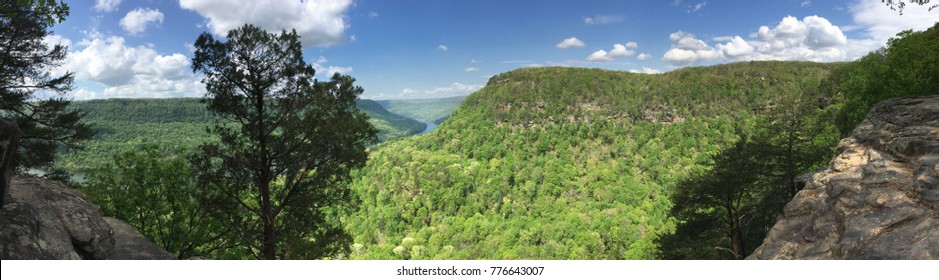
[636,53,652,61]
[465,67,479,72]
[586,42,637,62]
[44,34,72,48]
[556,37,585,48]
[850,0,938,44]
[438,44,448,51]
[58,34,203,99]
[311,56,352,77]
[717,36,754,57]
[94,0,122,12]
[584,15,623,25]
[120,8,164,35]
[663,15,864,66]
[179,0,352,47]
[663,31,720,65]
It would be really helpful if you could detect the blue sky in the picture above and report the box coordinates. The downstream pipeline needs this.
[46,0,938,100]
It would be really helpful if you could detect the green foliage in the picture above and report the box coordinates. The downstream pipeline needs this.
[80,145,231,259]
[378,96,467,124]
[346,61,840,259]
[826,23,939,135]
[1,0,92,178]
[56,98,425,175]
[356,99,426,139]
[190,24,377,259]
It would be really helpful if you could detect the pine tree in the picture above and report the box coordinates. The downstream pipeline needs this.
[189,24,378,259]
[1,0,92,177]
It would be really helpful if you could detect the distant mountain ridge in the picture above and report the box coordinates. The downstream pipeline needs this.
[58,98,427,174]
[377,96,467,124]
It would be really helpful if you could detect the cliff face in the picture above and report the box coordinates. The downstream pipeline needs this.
[748,95,939,259]
[0,176,175,260]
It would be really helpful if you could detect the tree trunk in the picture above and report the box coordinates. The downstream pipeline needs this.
[1,119,21,207]
[256,91,276,260]
[261,179,275,260]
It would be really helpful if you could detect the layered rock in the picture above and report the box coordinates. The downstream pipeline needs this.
[0,176,175,260]
[748,95,939,259]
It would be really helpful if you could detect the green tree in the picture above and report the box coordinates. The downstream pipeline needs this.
[190,24,377,259]
[659,128,766,260]
[82,145,230,259]
[829,23,939,135]
[0,0,92,177]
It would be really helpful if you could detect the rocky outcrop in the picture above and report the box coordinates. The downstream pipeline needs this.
[748,95,939,259]
[1,118,20,207]
[105,217,176,260]
[0,176,175,259]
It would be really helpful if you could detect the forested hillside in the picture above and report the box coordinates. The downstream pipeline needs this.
[345,22,939,260]
[377,96,467,124]
[345,61,842,259]
[58,98,425,174]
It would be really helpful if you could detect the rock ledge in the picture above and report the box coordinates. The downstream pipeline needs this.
[748,95,939,259]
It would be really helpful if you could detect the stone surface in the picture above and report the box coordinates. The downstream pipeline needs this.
[0,176,115,259]
[748,95,939,260]
[0,176,176,260]
[1,118,20,207]
[105,217,176,260]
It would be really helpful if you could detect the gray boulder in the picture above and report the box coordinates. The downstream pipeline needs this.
[105,217,176,260]
[0,176,114,259]
[748,95,939,259]
[0,176,176,259]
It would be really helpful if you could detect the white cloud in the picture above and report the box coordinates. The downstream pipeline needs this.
[438,44,448,51]
[691,1,707,13]
[586,43,638,62]
[368,11,379,18]
[629,67,663,74]
[120,8,164,35]
[586,50,613,62]
[717,36,754,57]
[58,34,203,99]
[470,59,481,64]
[44,34,72,48]
[311,56,352,77]
[402,88,417,94]
[636,53,652,61]
[584,15,623,25]
[801,1,812,7]
[556,37,586,48]
[663,15,866,66]
[712,36,735,42]
[179,0,352,47]
[71,89,101,101]
[425,82,482,95]
[94,0,122,12]
[850,0,938,44]
[608,44,635,57]
[465,67,479,72]
[662,31,722,65]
